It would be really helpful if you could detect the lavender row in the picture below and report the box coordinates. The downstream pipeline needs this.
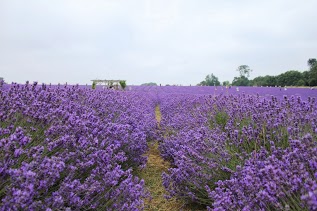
[0,82,156,210]
[157,91,317,210]
[130,85,317,100]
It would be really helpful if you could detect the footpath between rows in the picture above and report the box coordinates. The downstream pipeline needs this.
[137,105,192,211]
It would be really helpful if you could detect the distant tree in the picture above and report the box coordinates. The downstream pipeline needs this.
[226,59,317,87]
[119,81,127,90]
[296,79,306,86]
[232,76,250,86]
[309,76,317,86]
[141,82,157,86]
[276,70,302,86]
[302,71,311,86]
[308,58,317,68]
[0,77,4,87]
[264,75,277,86]
[92,81,96,89]
[222,81,230,86]
[251,75,277,87]
[250,76,264,86]
[231,65,252,86]
[237,65,252,78]
[249,76,263,86]
[199,74,220,86]
[307,58,317,86]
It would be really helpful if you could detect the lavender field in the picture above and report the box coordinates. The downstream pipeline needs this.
[1,82,317,210]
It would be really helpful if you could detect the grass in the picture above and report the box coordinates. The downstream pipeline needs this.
[155,105,162,127]
[137,142,190,211]
[136,105,205,210]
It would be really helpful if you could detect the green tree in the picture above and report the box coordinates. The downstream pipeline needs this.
[199,74,220,86]
[237,65,252,78]
[0,77,4,87]
[119,81,127,90]
[264,75,277,86]
[302,71,311,86]
[296,79,306,86]
[251,75,277,87]
[308,58,317,68]
[222,81,230,86]
[307,58,317,86]
[232,76,250,86]
[92,81,96,89]
[141,82,157,86]
[231,65,252,86]
[276,70,303,86]
[250,76,262,86]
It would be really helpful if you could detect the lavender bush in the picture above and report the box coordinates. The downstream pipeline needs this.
[156,87,317,209]
[209,134,317,210]
[0,82,156,210]
[1,83,317,210]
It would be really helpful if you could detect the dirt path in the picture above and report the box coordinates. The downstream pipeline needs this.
[137,105,189,211]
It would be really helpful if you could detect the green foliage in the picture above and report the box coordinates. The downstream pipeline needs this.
[199,73,221,86]
[308,58,317,86]
[232,65,252,86]
[307,58,317,68]
[119,80,127,90]
[222,81,230,86]
[296,79,306,86]
[215,111,229,130]
[301,71,311,86]
[92,81,96,89]
[232,76,250,86]
[276,70,303,86]
[250,68,315,87]
[0,77,4,87]
[208,110,229,131]
[248,59,315,87]
[237,65,252,78]
[251,75,277,86]
[141,82,157,86]
[195,58,317,88]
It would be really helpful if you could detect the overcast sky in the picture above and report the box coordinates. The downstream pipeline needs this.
[1,0,316,85]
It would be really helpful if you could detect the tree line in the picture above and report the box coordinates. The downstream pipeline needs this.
[199,58,317,87]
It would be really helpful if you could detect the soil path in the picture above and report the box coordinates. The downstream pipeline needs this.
[137,105,189,211]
